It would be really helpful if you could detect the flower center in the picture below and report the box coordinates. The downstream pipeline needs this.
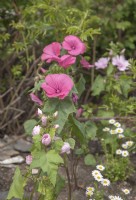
[56,89,61,93]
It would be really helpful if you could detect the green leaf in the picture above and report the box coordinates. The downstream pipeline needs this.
[69,116,85,143]
[7,167,25,199]
[55,175,65,196]
[66,138,75,149]
[31,150,63,186]
[91,75,106,96]
[23,119,37,135]
[107,64,114,76]
[84,154,96,166]
[85,121,97,139]
[44,98,76,134]
[76,74,86,97]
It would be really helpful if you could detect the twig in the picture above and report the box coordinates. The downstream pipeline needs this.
[78,116,136,122]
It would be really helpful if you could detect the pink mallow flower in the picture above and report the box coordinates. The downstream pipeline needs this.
[61,142,71,154]
[58,55,76,68]
[41,74,74,99]
[32,125,41,136]
[62,35,86,56]
[80,57,94,69]
[112,55,129,71]
[30,93,43,106]
[95,57,109,69]
[26,155,32,165]
[42,134,51,146]
[41,42,61,63]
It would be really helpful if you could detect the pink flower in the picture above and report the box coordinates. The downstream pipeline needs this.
[80,57,94,69]
[30,93,43,106]
[42,134,51,146]
[76,108,83,118]
[41,74,74,99]
[95,57,109,69]
[62,35,86,56]
[41,115,47,126]
[112,55,129,71]
[41,42,61,63]
[26,155,32,165]
[61,142,71,154]
[32,125,41,136]
[58,55,76,68]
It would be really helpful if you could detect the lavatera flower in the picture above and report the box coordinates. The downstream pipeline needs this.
[41,74,74,99]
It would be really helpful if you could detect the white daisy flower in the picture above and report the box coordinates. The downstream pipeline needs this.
[86,190,93,197]
[126,141,134,147]
[103,127,110,132]
[122,188,130,195]
[109,119,116,124]
[122,143,128,149]
[96,165,105,171]
[92,170,101,177]
[116,128,124,133]
[86,186,95,192]
[110,129,117,135]
[118,134,125,139]
[122,150,129,157]
[116,149,122,155]
[114,122,121,127]
[94,174,103,182]
[101,178,110,186]
[114,196,123,200]
[108,195,115,200]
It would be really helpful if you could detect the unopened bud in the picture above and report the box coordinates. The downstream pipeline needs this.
[42,134,51,146]
[32,125,41,136]
[26,155,32,165]
[41,115,47,126]
[37,108,42,116]
[53,111,58,118]
[54,124,60,129]
[32,169,39,174]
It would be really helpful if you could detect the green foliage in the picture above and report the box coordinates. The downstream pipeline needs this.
[91,75,106,96]
[23,119,37,135]
[105,157,134,182]
[84,153,96,166]
[76,74,86,98]
[31,150,63,186]
[7,167,26,200]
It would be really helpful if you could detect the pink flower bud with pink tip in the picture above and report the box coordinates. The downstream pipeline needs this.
[42,134,51,146]
[61,142,71,154]
[26,155,32,165]
[30,93,43,106]
[32,125,41,136]
[41,115,47,126]
[76,108,83,118]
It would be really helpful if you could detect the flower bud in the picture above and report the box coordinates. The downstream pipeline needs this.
[53,111,58,118]
[41,115,47,126]
[76,108,83,118]
[54,124,60,129]
[32,125,41,136]
[61,142,71,154]
[42,134,51,146]
[72,93,78,104]
[26,155,32,165]
[32,169,39,174]
[37,108,43,116]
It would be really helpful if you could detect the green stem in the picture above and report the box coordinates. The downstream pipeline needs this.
[64,155,71,200]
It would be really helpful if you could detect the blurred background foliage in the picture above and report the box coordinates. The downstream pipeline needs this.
[0,0,136,136]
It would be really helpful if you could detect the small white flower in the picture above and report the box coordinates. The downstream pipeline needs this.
[110,129,117,135]
[116,128,124,133]
[126,141,134,147]
[122,188,130,195]
[122,150,129,157]
[116,149,122,155]
[114,122,121,127]
[118,134,125,139]
[86,190,93,197]
[92,170,101,177]
[53,111,58,118]
[86,186,95,192]
[101,178,110,186]
[54,124,60,129]
[103,127,110,132]
[109,119,116,124]
[122,143,128,149]
[96,165,105,171]
[114,196,123,200]
[93,174,103,182]
[108,195,115,200]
